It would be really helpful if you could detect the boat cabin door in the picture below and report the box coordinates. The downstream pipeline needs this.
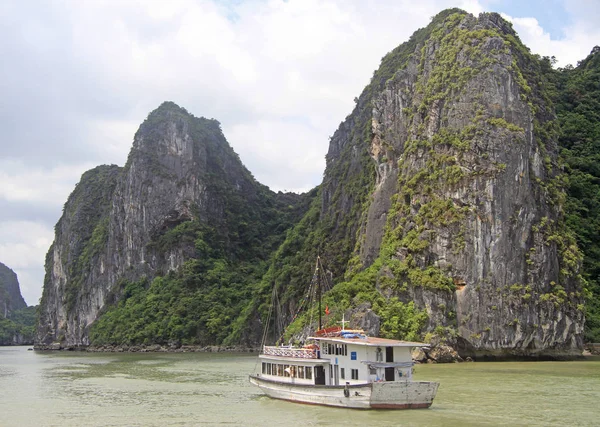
[314,366,326,385]
[385,367,395,381]
[385,346,395,381]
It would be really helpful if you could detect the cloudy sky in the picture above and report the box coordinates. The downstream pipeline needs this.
[1,0,598,306]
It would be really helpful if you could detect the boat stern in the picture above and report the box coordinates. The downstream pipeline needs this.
[370,381,439,409]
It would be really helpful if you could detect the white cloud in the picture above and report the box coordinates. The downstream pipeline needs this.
[0,160,95,207]
[501,11,600,67]
[225,119,327,193]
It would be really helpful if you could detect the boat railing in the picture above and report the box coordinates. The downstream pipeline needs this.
[263,346,317,359]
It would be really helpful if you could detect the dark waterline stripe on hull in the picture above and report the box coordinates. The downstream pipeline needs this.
[268,396,432,410]
[371,403,432,409]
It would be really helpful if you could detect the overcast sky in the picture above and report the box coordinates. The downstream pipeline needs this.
[1,0,598,306]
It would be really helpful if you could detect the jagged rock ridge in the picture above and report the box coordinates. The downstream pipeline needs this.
[246,9,584,359]
[360,11,583,358]
[37,102,308,346]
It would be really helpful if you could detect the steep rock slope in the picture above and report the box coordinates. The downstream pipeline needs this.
[0,261,26,316]
[38,164,121,345]
[362,12,583,358]
[37,103,308,346]
[250,10,584,359]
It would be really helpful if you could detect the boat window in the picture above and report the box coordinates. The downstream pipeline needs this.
[267,363,272,375]
[298,366,304,379]
[305,367,312,380]
[369,366,376,375]
[351,369,359,380]
[290,366,296,377]
[386,346,394,362]
[376,347,383,362]
[262,363,266,374]
[343,345,347,356]
[284,365,290,377]
[277,364,284,376]
[330,366,333,378]
[322,344,328,355]
[340,368,345,379]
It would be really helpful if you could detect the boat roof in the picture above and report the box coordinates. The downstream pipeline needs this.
[258,354,331,364]
[310,336,428,347]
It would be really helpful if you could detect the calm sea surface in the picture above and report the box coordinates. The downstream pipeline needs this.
[0,346,598,426]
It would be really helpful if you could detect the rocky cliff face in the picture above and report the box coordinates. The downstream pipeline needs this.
[268,10,584,359]
[38,11,586,358]
[358,12,583,358]
[38,164,121,345]
[0,261,27,317]
[37,103,305,346]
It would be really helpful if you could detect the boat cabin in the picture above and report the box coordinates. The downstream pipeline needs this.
[259,334,425,386]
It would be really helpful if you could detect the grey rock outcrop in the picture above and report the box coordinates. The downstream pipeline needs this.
[240,10,584,360]
[37,102,302,346]
[0,261,27,316]
[352,11,584,358]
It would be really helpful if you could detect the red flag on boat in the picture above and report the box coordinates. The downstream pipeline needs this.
[325,305,330,315]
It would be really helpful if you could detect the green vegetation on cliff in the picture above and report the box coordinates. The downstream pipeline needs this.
[90,189,312,346]
[39,165,121,314]
[45,13,599,352]
[90,182,311,346]
[245,10,471,343]
[0,262,34,345]
[88,106,314,346]
[0,306,37,345]
[550,47,600,341]
[262,10,585,347]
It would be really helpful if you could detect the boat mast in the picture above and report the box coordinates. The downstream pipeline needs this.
[317,256,322,331]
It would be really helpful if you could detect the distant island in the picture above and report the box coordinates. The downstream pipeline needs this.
[0,262,36,345]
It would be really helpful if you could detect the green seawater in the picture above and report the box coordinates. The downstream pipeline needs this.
[0,346,598,426]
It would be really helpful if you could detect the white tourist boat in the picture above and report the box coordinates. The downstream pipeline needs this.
[249,258,440,409]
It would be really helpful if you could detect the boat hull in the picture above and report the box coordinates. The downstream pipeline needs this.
[249,375,439,409]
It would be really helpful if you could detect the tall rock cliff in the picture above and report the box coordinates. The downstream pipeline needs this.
[361,11,583,358]
[37,102,308,347]
[250,10,584,359]
[0,261,27,316]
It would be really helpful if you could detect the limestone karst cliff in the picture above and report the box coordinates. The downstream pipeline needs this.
[241,9,585,359]
[38,9,589,359]
[37,103,309,347]
[358,11,584,358]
